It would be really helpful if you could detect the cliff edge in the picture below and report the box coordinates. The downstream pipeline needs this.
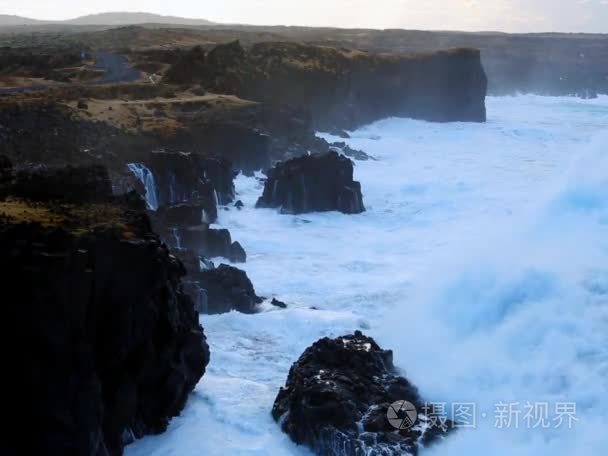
[165,41,487,129]
[1,162,210,456]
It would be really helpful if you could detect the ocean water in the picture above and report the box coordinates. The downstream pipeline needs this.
[126,95,608,456]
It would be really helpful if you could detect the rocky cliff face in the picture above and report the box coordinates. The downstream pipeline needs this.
[1,163,210,456]
[146,152,235,207]
[195,264,264,314]
[166,41,487,130]
[134,152,260,314]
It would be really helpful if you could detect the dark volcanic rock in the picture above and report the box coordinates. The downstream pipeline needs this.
[229,241,247,263]
[177,103,322,176]
[166,42,487,129]
[271,298,288,309]
[1,179,210,456]
[178,226,247,263]
[156,201,218,227]
[0,154,13,197]
[196,264,263,314]
[0,101,147,167]
[272,332,453,455]
[330,142,374,161]
[174,248,204,274]
[11,164,113,204]
[256,151,365,214]
[193,122,272,176]
[163,45,207,85]
[146,151,235,206]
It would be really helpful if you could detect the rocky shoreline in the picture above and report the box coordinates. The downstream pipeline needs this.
[0,39,487,455]
[1,162,209,456]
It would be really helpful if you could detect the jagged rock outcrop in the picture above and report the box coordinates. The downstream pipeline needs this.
[138,152,251,313]
[178,226,247,264]
[256,151,365,214]
[271,298,287,309]
[1,165,210,456]
[169,101,326,176]
[329,141,374,161]
[273,332,453,455]
[195,264,263,314]
[191,122,272,176]
[146,151,235,206]
[155,202,218,228]
[166,41,487,130]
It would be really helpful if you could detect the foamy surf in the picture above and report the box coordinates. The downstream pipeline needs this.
[126,95,608,455]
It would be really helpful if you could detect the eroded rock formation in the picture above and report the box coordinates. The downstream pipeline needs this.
[195,264,264,314]
[175,226,247,264]
[146,151,235,206]
[273,332,453,455]
[256,151,365,214]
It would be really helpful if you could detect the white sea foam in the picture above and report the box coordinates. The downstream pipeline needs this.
[126,95,608,455]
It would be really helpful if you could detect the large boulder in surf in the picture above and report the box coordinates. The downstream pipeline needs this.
[272,332,453,455]
[256,151,365,214]
[195,264,263,314]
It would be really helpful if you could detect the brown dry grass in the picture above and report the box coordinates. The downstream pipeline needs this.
[67,92,256,135]
[0,199,135,237]
[0,200,63,226]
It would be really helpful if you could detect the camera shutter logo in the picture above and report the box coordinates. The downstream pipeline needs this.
[387,400,418,430]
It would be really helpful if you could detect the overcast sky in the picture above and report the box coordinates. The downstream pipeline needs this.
[1,0,607,33]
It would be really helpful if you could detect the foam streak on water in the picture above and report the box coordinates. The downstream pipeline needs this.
[126,95,608,456]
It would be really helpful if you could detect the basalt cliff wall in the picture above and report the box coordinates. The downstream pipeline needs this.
[165,41,488,130]
[0,163,210,456]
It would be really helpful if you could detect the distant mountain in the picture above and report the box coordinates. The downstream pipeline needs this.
[0,12,215,27]
[0,14,45,26]
[65,12,215,26]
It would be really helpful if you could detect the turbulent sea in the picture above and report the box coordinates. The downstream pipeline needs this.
[127,95,608,455]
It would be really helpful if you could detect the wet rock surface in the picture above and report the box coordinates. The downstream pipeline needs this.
[272,332,453,455]
[139,151,255,315]
[146,152,235,207]
[155,202,218,228]
[1,165,210,456]
[271,298,288,309]
[177,226,247,264]
[330,142,375,161]
[195,264,264,314]
[257,151,365,214]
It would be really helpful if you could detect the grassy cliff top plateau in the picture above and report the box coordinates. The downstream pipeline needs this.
[1,23,602,95]
[0,199,143,239]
